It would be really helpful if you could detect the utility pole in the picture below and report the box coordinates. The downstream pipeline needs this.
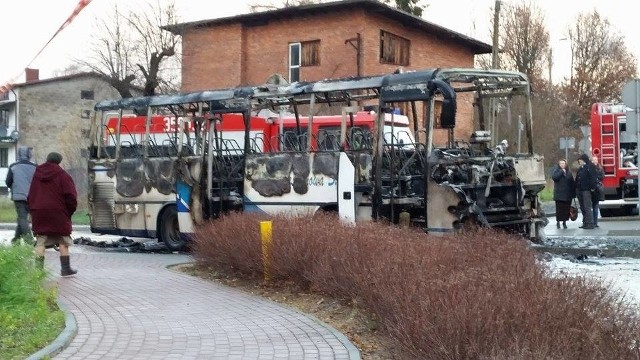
[492,0,501,69]
[548,47,553,85]
[490,0,501,146]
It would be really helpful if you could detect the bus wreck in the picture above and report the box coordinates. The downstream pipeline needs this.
[89,68,547,250]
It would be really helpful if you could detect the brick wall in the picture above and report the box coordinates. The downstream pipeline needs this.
[182,23,244,90]
[180,8,482,145]
[17,77,119,203]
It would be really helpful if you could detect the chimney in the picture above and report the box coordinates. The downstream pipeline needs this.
[25,68,40,82]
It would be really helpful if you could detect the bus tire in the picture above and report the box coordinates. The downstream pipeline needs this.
[599,208,616,218]
[158,205,185,251]
[622,205,636,216]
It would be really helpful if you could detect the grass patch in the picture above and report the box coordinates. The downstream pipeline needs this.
[71,211,90,226]
[0,197,89,225]
[192,213,640,359]
[539,181,554,202]
[0,198,17,223]
[0,245,65,359]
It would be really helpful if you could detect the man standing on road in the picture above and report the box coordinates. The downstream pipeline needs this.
[591,155,605,227]
[28,152,78,276]
[5,146,36,245]
[575,154,597,230]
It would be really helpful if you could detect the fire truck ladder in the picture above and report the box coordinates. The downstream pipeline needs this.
[599,113,616,176]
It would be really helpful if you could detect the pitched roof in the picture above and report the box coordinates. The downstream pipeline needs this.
[164,0,491,54]
[11,72,109,88]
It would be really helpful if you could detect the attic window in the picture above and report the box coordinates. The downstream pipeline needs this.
[81,90,95,100]
[380,30,410,66]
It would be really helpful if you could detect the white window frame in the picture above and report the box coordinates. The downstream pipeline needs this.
[289,42,301,83]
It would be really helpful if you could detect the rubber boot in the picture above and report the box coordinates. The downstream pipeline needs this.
[36,256,45,270]
[60,256,77,277]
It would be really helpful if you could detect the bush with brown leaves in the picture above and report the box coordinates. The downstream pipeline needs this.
[192,212,640,360]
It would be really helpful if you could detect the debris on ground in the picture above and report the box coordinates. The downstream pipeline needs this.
[73,236,172,253]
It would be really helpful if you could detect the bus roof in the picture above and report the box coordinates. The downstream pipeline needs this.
[95,68,530,112]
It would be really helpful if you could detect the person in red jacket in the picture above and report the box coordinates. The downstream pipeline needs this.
[28,152,78,276]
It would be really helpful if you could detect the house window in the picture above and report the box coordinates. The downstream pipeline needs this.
[301,40,320,66]
[81,90,95,100]
[289,40,321,82]
[0,110,8,125]
[0,148,8,167]
[289,43,300,82]
[380,30,410,66]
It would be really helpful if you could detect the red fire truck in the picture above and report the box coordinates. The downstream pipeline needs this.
[105,111,413,153]
[590,102,638,216]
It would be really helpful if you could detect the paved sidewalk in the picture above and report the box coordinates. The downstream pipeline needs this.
[41,248,358,360]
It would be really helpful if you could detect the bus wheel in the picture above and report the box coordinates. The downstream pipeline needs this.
[599,208,616,218]
[622,205,636,216]
[158,206,184,251]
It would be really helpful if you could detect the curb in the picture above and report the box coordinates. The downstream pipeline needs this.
[284,302,362,360]
[27,300,77,360]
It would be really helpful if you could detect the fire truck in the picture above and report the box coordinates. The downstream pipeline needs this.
[590,102,639,216]
[104,111,413,153]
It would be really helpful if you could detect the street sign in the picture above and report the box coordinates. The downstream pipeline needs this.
[559,137,575,149]
[621,79,640,210]
[580,125,590,138]
[627,111,638,134]
[622,79,640,134]
[559,136,575,162]
[622,79,640,108]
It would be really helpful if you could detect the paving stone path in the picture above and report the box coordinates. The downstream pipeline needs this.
[45,249,358,359]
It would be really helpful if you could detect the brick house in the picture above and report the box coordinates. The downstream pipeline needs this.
[165,0,491,144]
[0,69,120,196]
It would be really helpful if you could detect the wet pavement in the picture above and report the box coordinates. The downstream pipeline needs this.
[540,203,640,257]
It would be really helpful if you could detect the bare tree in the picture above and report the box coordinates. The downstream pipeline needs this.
[563,10,637,126]
[503,1,549,87]
[481,1,550,89]
[128,1,181,95]
[51,64,85,77]
[79,1,181,98]
[476,2,570,167]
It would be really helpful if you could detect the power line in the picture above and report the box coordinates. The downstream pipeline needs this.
[0,0,93,93]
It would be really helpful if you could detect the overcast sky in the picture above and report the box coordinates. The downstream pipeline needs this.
[2,0,638,86]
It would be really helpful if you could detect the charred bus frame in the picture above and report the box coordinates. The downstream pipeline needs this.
[89,67,547,250]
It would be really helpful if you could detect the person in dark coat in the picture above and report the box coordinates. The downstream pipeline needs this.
[28,152,78,276]
[575,153,597,229]
[591,155,605,227]
[5,146,36,244]
[551,158,575,229]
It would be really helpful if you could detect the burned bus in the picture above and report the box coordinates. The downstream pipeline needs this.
[88,68,547,250]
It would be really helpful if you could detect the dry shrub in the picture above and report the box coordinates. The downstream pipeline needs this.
[192,213,640,360]
[191,212,264,275]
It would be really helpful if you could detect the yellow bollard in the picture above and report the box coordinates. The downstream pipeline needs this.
[260,221,273,281]
[399,210,410,229]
